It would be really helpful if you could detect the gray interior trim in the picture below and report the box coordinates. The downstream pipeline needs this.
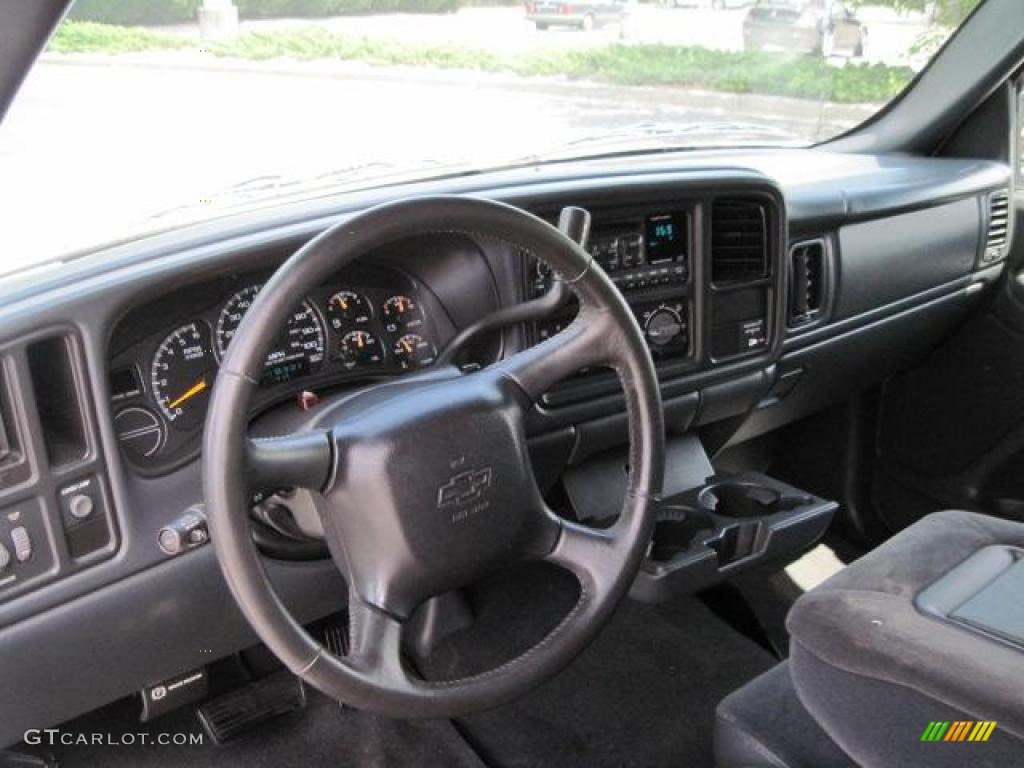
[0,1,68,124]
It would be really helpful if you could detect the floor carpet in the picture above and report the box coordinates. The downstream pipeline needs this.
[18,564,775,768]
[422,564,777,768]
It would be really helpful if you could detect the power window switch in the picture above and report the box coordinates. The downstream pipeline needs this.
[11,526,31,562]
[0,542,10,572]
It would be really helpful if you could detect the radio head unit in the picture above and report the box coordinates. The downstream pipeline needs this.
[588,210,689,280]
[531,209,693,363]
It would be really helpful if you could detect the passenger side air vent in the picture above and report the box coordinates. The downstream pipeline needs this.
[982,190,1010,265]
[711,199,768,285]
[788,239,827,329]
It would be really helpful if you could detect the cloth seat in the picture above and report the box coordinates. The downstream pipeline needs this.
[716,510,1024,767]
[714,661,857,768]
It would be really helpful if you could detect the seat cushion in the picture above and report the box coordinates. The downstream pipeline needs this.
[715,662,857,768]
[787,510,1024,765]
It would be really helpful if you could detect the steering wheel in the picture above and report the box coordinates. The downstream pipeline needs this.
[203,196,665,718]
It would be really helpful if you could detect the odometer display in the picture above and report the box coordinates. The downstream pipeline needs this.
[151,322,217,431]
[215,285,325,384]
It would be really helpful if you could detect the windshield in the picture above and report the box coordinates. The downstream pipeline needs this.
[0,0,981,275]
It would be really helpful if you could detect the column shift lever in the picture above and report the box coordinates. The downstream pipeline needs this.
[435,206,591,366]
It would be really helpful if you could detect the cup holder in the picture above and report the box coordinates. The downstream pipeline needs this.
[649,505,715,562]
[699,481,811,519]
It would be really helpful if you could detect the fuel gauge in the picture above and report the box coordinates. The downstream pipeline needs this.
[392,333,436,370]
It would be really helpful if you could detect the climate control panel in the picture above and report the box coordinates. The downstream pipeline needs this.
[536,296,691,362]
[637,299,689,358]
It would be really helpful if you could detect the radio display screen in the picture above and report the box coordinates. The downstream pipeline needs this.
[645,212,688,265]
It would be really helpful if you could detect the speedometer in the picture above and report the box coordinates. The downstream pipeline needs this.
[215,285,325,385]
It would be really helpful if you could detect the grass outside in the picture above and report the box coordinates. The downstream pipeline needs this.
[49,21,192,54]
[49,21,915,105]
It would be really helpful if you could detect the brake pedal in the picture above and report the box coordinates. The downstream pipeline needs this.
[196,669,306,744]
[323,618,350,657]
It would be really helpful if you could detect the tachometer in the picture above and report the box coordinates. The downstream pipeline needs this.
[215,285,325,384]
[151,322,217,430]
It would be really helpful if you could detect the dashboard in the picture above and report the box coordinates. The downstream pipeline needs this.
[0,147,1013,746]
[105,186,787,475]
[107,263,443,471]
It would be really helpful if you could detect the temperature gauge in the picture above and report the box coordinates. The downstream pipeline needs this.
[392,334,435,370]
[338,330,383,369]
[381,295,423,332]
[326,290,372,330]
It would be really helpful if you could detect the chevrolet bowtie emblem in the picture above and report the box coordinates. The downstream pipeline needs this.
[437,467,493,509]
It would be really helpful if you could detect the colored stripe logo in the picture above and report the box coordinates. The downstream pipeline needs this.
[921,721,997,743]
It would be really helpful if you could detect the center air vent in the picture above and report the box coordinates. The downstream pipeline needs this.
[788,239,826,328]
[982,190,1010,264]
[711,199,768,285]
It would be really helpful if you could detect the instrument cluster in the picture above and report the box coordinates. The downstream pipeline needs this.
[109,266,439,470]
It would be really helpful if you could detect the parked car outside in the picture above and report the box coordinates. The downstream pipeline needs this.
[743,0,867,57]
[525,0,634,31]
[665,0,754,9]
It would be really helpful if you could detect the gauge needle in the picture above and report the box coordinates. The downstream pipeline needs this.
[168,378,207,409]
[335,296,348,310]
[401,339,413,354]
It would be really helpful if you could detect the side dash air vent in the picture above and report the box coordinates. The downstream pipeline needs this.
[981,190,1010,265]
[711,199,768,285]
[788,240,826,329]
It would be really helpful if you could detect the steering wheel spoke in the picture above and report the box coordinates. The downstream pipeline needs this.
[533,504,622,596]
[493,304,614,402]
[345,598,414,689]
[245,430,332,492]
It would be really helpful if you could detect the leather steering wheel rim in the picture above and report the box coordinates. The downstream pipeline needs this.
[203,195,665,718]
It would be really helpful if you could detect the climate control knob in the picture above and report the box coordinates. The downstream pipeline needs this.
[643,307,684,347]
